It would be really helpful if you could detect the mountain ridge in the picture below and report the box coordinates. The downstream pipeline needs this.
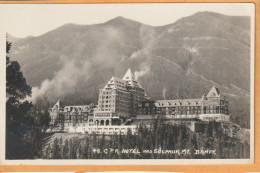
[8,11,251,128]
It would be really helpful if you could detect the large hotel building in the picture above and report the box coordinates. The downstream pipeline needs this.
[49,68,229,133]
[93,69,147,125]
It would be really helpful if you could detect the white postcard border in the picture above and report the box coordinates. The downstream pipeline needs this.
[0,2,255,165]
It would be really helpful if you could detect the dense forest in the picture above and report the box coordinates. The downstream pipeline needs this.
[42,121,250,159]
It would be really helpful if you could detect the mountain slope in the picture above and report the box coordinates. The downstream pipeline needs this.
[8,11,251,128]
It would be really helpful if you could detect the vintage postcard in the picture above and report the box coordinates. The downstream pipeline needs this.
[0,3,255,165]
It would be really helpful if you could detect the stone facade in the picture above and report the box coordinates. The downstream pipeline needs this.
[137,86,229,122]
[48,69,230,134]
[93,68,147,125]
[49,101,95,127]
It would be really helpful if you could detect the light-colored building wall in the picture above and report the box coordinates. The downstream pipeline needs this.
[87,125,137,135]
[62,124,138,135]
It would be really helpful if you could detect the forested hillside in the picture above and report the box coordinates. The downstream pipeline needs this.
[42,121,250,159]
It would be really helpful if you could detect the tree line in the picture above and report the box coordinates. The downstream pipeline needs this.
[42,120,250,159]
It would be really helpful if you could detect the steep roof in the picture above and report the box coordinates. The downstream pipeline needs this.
[123,68,135,80]
[206,86,220,97]
[52,99,62,110]
[122,68,142,87]
[103,76,127,90]
[155,99,202,107]
[63,105,91,112]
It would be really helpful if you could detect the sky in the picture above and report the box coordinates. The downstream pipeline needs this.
[0,3,254,38]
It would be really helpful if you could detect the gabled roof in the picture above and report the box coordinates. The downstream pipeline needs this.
[52,99,62,110]
[123,68,135,82]
[155,99,202,107]
[122,68,142,87]
[63,105,91,112]
[206,86,220,97]
[103,76,127,90]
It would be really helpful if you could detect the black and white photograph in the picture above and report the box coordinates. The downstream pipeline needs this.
[0,3,255,164]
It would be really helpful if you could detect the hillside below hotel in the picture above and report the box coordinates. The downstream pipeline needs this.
[49,68,230,135]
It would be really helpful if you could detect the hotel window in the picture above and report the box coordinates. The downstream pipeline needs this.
[207,107,211,113]
[203,106,207,114]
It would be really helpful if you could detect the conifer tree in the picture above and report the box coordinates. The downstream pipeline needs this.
[53,137,61,159]
[83,138,89,159]
[6,39,52,159]
[6,40,34,159]
[63,139,69,159]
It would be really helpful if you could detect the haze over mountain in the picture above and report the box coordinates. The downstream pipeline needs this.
[8,11,251,127]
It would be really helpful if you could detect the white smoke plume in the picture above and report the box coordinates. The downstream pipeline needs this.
[28,59,91,103]
[134,63,151,80]
[27,26,124,103]
[162,87,166,100]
